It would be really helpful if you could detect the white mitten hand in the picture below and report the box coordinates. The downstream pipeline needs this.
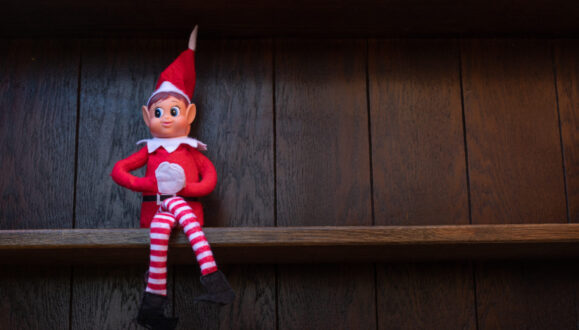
[155,162,186,194]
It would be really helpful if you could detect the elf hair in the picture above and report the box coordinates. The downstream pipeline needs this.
[147,91,190,108]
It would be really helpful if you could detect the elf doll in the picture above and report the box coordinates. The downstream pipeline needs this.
[111,26,235,330]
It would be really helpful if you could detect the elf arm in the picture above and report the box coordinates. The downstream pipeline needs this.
[180,150,217,197]
[111,146,157,192]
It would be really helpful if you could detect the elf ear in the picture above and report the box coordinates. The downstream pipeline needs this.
[142,105,151,128]
[186,103,196,124]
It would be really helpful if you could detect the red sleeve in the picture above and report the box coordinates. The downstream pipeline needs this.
[180,150,218,197]
[111,147,157,192]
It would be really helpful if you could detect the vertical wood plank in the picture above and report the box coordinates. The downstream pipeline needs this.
[369,39,475,329]
[174,39,276,329]
[475,261,577,330]
[554,40,579,222]
[0,267,72,330]
[71,267,143,330]
[378,263,475,330]
[370,39,468,226]
[462,39,566,225]
[275,39,375,329]
[0,40,78,229]
[71,38,180,329]
[0,39,78,330]
[276,40,372,226]
[277,264,375,330]
[462,39,572,329]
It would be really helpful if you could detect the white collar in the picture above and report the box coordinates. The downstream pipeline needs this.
[137,137,207,154]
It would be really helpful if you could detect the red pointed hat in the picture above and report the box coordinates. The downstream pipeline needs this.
[147,26,198,105]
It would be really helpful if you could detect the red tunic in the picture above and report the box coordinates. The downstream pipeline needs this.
[111,144,217,228]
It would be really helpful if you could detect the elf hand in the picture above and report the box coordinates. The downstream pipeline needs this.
[155,162,186,194]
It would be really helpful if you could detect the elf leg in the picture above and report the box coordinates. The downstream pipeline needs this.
[162,197,235,305]
[138,211,178,330]
[146,211,176,295]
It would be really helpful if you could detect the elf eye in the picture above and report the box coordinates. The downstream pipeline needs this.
[154,108,163,118]
[170,107,180,117]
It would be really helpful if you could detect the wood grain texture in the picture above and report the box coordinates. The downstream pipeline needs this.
[0,266,71,330]
[3,1,579,38]
[476,261,577,330]
[462,40,574,329]
[0,39,77,330]
[369,39,468,225]
[554,40,579,222]
[72,38,180,329]
[275,39,371,226]
[378,263,475,330]
[275,39,374,329]
[278,264,375,330]
[369,39,474,329]
[6,224,579,249]
[71,266,149,330]
[462,39,567,224]
[5,225,579,264]
[0,39,78,229]
[71,263,154,330]
[173,39,275,329]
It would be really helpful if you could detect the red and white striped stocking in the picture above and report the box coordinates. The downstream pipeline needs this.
[146,197,218,296]
[146,211,176,295]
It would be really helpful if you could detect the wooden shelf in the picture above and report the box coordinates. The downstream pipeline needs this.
[1,224,579,264]
[3,1,579,37]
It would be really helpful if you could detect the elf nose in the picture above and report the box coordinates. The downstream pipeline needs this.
[162,112,172,121]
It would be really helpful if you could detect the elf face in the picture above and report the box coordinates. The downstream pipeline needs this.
[142,96,196,138]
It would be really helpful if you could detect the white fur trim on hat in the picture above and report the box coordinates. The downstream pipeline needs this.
[147,81,191,106]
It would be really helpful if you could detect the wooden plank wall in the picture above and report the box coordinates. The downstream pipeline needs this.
[275,39,375,329]
[462,40,573,329]
[369,39,475,329]
[0,39,78,329]
[0,37,577,329]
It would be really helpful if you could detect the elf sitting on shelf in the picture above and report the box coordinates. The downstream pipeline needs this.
[111,26,235,330]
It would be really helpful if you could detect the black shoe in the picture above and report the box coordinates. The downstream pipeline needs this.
[195,270,236,305]
[137,292,179,330]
